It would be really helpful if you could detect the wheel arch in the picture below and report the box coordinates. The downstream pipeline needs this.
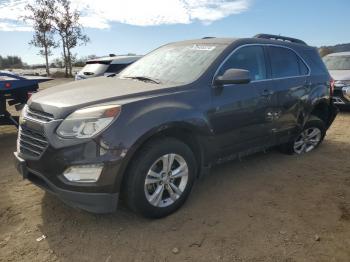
[309,100,331,124]
[115,122,207,195]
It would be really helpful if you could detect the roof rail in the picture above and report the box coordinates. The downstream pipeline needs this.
[202,36,216,39]
[254,34,307,45]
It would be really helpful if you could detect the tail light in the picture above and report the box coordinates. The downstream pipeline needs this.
[5,82,11,88]
[27,92,35,99]
[330,78,335,96]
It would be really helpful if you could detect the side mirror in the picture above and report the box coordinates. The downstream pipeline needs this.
[214,69,251,86]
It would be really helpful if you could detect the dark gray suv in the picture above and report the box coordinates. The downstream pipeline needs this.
[14,34,338,218]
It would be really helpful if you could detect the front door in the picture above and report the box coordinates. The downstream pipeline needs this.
[208,45,275,157]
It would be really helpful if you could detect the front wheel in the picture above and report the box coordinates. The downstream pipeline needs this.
[281,116,326,155]
[125,138,196,218]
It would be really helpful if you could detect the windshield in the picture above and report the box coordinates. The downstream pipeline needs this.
[323,55,350,70]
[119,43,227,85]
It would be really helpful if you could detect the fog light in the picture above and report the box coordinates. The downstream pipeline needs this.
[63,164,103,183]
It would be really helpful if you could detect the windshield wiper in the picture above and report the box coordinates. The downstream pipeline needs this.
[124,76,161,84]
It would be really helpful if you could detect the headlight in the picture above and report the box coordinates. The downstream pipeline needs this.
[57,105,121,138]
[19,105,28,125]
[343,86,350,101]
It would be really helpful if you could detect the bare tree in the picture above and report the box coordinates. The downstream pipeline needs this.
[24,0,57,76]
[54,0,89,77]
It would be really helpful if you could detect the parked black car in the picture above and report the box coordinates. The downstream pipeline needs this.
[14,34,338,218]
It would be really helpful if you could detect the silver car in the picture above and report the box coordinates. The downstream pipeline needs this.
[75,55,142,81]
[323,52,350,108]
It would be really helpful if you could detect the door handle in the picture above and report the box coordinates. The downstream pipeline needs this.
[261,89,274,97]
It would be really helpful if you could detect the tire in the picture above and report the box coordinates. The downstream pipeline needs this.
[280,116,326,155]
[125,137,197,218]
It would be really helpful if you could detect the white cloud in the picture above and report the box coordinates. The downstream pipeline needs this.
[0,0,250,31]
[0,22,31,31]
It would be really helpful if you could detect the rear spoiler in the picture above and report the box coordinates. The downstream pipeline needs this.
[254,34,307,46]
[86,60,111,65]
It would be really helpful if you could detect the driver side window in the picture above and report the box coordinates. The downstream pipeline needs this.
[219,46,267,81]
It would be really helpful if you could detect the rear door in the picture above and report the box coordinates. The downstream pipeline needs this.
[266,46,310,143]
[208,45,275,156]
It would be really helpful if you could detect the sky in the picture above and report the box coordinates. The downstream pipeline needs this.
[0,0,349,65]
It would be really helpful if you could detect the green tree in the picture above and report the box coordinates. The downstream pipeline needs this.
[53,0,89,77]
[0,55,24,69]
[24,0,57,76]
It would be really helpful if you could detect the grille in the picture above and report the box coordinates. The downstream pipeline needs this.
[26,107,54,122]
[19,127,48,157]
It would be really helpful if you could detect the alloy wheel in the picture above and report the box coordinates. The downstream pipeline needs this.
[144,154,189,207]
[293,127,322,154]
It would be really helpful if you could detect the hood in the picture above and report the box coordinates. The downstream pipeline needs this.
[328,70,350,81]
[28,77,177,118]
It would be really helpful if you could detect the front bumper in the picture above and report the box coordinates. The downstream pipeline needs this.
[14,152,119,213]
[15,107,131,213]
[333,86,350,107]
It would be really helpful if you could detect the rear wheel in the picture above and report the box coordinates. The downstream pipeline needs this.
[281,116,326,155]
[125,138,196,218]
[293,126,322,154]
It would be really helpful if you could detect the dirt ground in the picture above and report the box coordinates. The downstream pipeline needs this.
[1,79,350,262]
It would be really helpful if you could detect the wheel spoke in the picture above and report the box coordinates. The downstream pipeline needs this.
[145,177,161,185]
[301,143,307,153]
[162,155,169,172]
[170,163,187,179]
[169,182,182,196]
[166,184,178,201]
[307,128,320,139]
[294,140,304,148]
[168,154,175,171]
[149,184,164,206]
[305,145,314,152]
[145,170,161,184]
[308,139,319,146]
[149,169,161,177]
[162,154,176,173]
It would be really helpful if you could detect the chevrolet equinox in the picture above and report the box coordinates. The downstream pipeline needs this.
[14,34,338,218]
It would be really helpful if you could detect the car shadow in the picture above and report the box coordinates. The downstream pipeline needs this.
[38,134,350,261]
[0,131,20,236]
[1,112,348,261]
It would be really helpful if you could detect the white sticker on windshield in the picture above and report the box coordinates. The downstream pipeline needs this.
[191,45,216,51]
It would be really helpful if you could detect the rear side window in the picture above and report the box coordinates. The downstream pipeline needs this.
[301,49,328,76]
[269,46,308,78]
[106,63,131,74]
[219,46,267,81]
